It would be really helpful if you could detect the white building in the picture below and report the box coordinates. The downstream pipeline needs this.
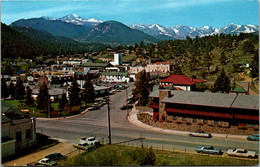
[111,53,123,66]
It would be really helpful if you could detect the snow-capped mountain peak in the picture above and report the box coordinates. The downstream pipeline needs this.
[86,18,103,23]
[41,14,103,28]
[131,23,258,40]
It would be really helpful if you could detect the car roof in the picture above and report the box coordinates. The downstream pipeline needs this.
[41,158,49,161]
[203,145,213,148]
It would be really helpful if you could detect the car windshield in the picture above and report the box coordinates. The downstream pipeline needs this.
[253,134,259,137]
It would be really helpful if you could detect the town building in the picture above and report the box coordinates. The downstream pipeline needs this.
[2,102,37,160]
[149,90,259,128]
[111,53,123,66]
[159,75,205,91]
[146,62,171,73]
[100,72,130,83]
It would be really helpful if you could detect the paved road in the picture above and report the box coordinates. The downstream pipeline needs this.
[36,82,259,154]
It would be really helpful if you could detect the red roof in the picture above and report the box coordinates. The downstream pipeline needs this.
[160,75,204,85]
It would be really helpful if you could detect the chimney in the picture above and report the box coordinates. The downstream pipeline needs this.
[159,90,171,122]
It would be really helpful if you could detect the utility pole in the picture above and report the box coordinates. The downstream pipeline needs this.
[126,85,129,116]
[107,96,111,144]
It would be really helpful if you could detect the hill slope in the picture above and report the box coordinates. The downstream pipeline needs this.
[10,18,91,39]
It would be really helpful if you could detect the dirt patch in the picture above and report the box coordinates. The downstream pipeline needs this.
[137,113,257,135]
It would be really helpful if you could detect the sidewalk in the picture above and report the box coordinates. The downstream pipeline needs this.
[128,107,248,140]
[2,143,76,166]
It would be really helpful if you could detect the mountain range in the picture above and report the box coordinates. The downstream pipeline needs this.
[131,23,259,40]
[9,14,259,45]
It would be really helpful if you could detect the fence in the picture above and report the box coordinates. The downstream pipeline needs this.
[64,137,195,160]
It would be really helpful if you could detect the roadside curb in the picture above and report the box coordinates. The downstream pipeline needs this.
[36,108,89,121]
[128,107,248,140]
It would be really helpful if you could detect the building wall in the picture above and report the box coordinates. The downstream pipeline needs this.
[2,122,11,138]
[101,75,130,83]
[114,53,123,65]
[146,64,170,73]
[129,66,145,74]
[10,119,37,153]
[2,140,16,159]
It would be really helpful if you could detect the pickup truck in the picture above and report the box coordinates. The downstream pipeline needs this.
[188,130,212,138]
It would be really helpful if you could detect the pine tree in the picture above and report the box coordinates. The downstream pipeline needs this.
[202,52,212,73]
[1,79,9,99]
[36,82,49,111]
[213,69,231,93]
[59,92,68,110]
[250,51,259,82]
[132,70,151,106]
[219,51,227,65]
[15,77,25,102]
[8,81,15,98]
[69,78,81,107]
[81,75,95,105]
[25,86,34,106]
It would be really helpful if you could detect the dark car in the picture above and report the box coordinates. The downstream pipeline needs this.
[45,153,67,161]
[120,105,133,110]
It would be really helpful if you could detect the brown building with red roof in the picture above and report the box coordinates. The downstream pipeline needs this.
[159,75,205,91]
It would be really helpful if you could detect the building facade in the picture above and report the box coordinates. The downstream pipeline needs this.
[2,102,37,160]
[149,90,259,128]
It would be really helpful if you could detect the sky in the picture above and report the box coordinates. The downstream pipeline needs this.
[1,0,259,28]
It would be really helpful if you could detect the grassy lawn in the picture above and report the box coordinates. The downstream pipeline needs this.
[59,145,258,166]
[3,99,60,118]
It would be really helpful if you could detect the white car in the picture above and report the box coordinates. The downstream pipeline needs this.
[73,141,89,150]
[80,136,100,146]
[36,158,57,166]
[188,130,212,138]
[227,148,257,158]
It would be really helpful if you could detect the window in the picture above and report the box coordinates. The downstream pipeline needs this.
[214,120,219,125]
[182,117,186,121]
[26,129,31,139]
[203,120,208,124]
[172,116,177,120]
[16,131,22,142]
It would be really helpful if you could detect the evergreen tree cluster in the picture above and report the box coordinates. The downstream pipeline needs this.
[1,23,106,59]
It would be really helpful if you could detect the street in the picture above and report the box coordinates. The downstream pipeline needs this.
[36,82,259,154]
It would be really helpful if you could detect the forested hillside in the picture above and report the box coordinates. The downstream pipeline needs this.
[132,33,259,80]
[1,23,106,59]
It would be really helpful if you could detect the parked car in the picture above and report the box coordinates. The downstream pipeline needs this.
[36,158,58,166]
[73,141,89,150]
[227,148,257,158]
[188,130,212,138]
[120,105,133,110]
[80,136,100,146]
[45,153,67,161]
[195,145,222,155]
[246,134,259,141]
